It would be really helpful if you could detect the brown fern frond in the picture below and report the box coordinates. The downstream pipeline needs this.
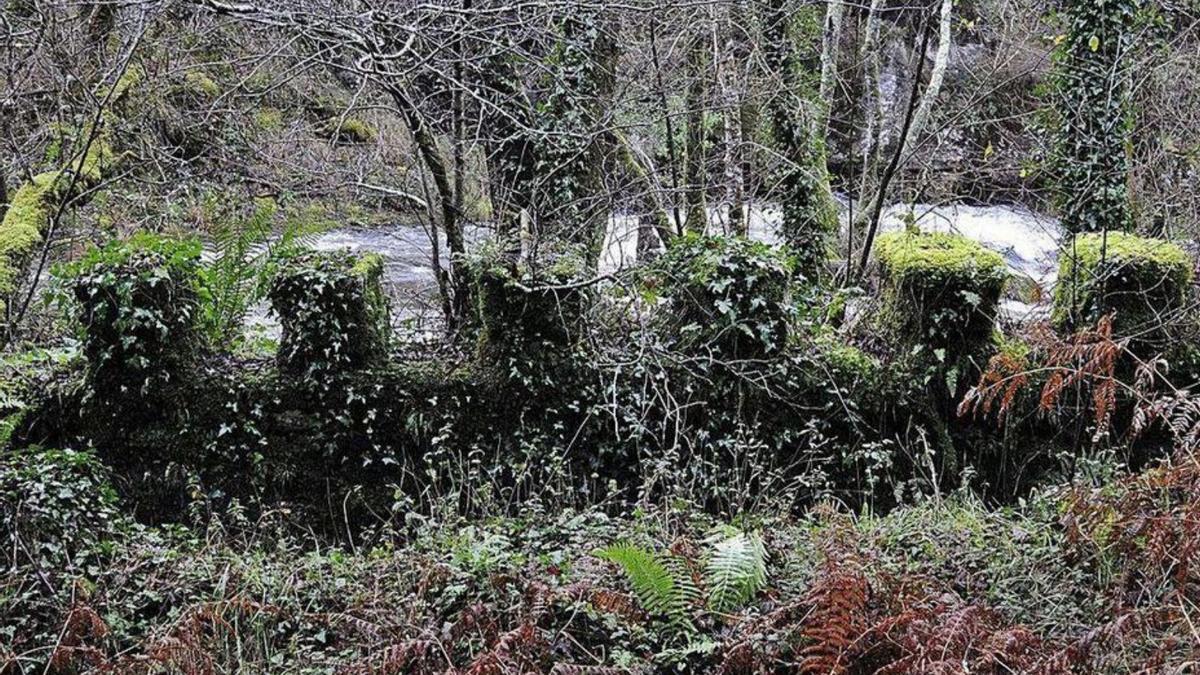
[464,621,547,675]
[797,550,870,674]
[589,588,645,623]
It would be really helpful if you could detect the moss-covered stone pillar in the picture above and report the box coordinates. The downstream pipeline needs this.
[1054,232,1193,345]
[472,244,589,384]
[268,251,390,378]
[874,231,1008,357]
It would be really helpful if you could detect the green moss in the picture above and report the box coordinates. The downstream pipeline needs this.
[876,231,1007,279]
[874,231,1009,354]
[254,107,284,131]
[324,118,377,144]
[350,252,384,278]
[183,70,221,99]
[0,152,112,311]
[1053,232,1193,341]
[1,174,61,299]
[0,69,129,312]
[101,63,144,101]
[815,334,880,382]
[1069,231,1191,270]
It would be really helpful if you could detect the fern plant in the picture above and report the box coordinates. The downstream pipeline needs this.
[197,199,321,347]
[596,529,767,633]
[703,529,768,613]
[595,543,699,631]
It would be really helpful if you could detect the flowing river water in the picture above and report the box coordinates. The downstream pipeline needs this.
[241,201,1064,338]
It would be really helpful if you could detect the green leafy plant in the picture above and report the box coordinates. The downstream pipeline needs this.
[596,543,699,631]
[648,233,796,358]
[703,528,768,612]
[596,529,767,631]
[1049,0,1143,233]
[197,199,319,348]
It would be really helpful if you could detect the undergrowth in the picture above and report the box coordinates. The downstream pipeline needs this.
[3,447,1198,673]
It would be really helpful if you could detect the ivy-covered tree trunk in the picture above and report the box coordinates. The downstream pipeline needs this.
[1051,0,1140,234]
[479,46,537,240]
[761,0,839,280]
[533,11,621,268]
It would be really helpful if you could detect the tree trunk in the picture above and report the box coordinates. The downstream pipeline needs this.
[683,21,710,234]
[720,4,748,236]
[762,0,839,279]
[384,84,469,323]
[816,0,845,135]
[898,0,954,162]
[649,17,684,237]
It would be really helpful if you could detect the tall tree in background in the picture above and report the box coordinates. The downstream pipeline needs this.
[1051,0,1140,234]
[531,9,621,266]
[761,0,838,280]
[683,17,711,233]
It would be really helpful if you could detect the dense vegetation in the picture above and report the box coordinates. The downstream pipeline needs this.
[2,1,1199,673]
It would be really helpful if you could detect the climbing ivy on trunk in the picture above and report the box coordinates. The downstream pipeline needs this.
[1050,0,1141,234]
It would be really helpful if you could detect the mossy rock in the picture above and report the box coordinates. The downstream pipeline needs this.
[1053,232,1193,343]
[254,107,284,131]
[182,70,221,99]
[874,231,1008,354]
[268,250,390,378]
[322,118,377,145]
[649,233,795,358]
[0,67,135,313]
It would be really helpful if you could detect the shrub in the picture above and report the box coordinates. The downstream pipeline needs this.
[66,233,203,395]
[874,231,1008,356]
[649,234,795,358]
[1053,231,1193,344]
[0,447,122,571]
[268,250,390,379]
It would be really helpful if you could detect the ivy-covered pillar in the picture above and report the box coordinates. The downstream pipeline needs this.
[70,235,203,397]
[531,10,620,267]
[268,251,390,380]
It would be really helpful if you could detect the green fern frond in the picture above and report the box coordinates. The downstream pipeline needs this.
[703,530,767,612]
[596,544,696,630]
